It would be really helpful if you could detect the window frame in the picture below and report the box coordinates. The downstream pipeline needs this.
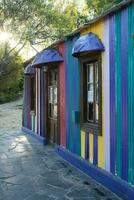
[80,53,102,135]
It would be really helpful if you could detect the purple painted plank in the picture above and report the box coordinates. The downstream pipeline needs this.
[109,15,116,174]
[121,8,128,181]
[103,18,110,172]
[85,132,89,160]
[65,41,69,148]
[93,134,98,166]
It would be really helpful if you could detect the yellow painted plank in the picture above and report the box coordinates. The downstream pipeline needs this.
[81,131,85,159]
[98,49,104,168]
[89,133,93,164]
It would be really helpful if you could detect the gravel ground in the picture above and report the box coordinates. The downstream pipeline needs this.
[0,98,22,130]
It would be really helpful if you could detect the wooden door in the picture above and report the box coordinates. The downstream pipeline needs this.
[47,69,58,144]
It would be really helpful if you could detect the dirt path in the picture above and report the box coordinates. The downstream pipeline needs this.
[0,98,22,130]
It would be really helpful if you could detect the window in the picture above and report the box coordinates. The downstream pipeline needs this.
[48,70,58,119]
[81,56,101,134]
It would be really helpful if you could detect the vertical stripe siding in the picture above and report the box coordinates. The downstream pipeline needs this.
[109,15,116,174]
[66,37,81,154]
[128,2,134,184]
[36,68,39,133]
[93,135,98,166]
[81,131,85,159]
[65,41,69,148]
[35,68,38,133]
[38,68,41,135]
[89,133,93,164]
[22,77,26,127]
[72,36,81,155]
[72,39,77,153]
[115,12,122,177]
[121,8,128,181]
[103,18,110,172]
[58,43,66,147]
[23,2,134,187]
[75,59,81,156]
[66,40,73,151]
[27,76,31,129]
[85,132,89,160]
[40,68,45,137]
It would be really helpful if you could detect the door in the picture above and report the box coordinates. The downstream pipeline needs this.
[47,69,58,144]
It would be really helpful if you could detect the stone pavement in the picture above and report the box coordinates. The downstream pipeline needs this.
[0,130,120,200]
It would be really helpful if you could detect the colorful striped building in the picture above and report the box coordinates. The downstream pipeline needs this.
[22,1,134,199]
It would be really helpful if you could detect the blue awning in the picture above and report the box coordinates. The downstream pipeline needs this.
[72,33,104,57]
[24,64,35,75]
[32,48,63,66]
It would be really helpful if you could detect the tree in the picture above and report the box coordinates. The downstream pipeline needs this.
[85,0,123,17]
[0,0,84,46]
[0,42,24,103]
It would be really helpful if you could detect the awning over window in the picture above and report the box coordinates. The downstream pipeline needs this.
[32,48,63,66]
[24,64,35,75]
[72,33,104,57]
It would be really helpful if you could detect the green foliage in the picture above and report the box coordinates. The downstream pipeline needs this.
[86,0,123,17]
[0,0,89,45]
[0,43,24,103]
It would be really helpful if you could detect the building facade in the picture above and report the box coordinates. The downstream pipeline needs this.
[22,1,134,199]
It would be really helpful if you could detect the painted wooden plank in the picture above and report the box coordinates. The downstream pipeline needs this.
[115,12,122,177]
[103,17,110,172]
[89,133,93,164]
[38,68,41,135]
[97,22,104,169]
[72,36,81,155]
[27,76,31,129]
[81,131,85,159]
[75,58,81,156]
[121,8,128,181]
[85,132,89,160]
[128,2,134,184]
[40,68,45,137]
[35,68,38,133]
[58,43,66,147]
[93,134,98,166]
[67,39,74,152]
[65,41,69,149]
[109,15,116,174]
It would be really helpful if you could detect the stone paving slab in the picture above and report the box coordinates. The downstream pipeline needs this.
[0,130,120,200]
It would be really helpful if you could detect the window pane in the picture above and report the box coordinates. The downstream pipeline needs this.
[48,86,53,103]
[96,83,99,103]
[53,86,57,104]
[95,62,98,83]
[88,83,93,102]
[87,64,93,83]
[49,71,53,84]
[53,104,57,118]
[96,103,99,122]
[49,104,53,118]
[88,102,93,121]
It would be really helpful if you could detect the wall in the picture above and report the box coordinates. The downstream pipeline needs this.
[22,2,134,186]
[68,3,134,185]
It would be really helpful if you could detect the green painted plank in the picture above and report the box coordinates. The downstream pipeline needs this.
[67,39,74,152]
[115,12,122,177]
[128,2,134,184]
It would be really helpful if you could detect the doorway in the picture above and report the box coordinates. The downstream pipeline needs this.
[47,68,59,144]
